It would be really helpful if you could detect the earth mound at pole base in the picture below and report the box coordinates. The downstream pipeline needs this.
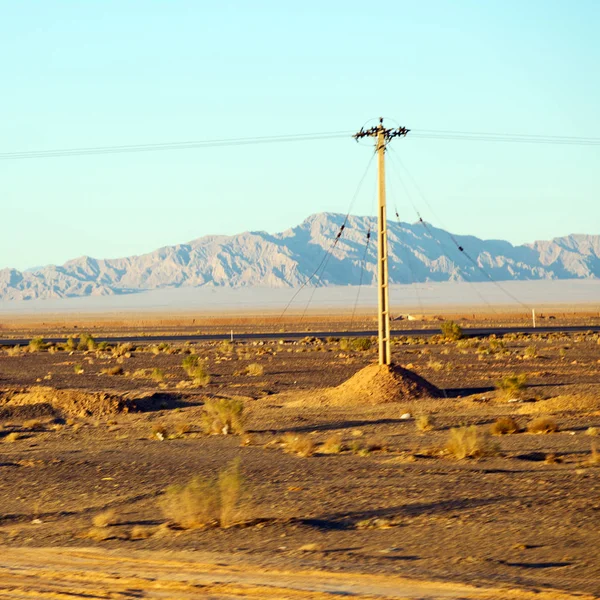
[288,363,442,407]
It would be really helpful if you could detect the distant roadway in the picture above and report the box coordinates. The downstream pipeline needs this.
[1,325,599,346]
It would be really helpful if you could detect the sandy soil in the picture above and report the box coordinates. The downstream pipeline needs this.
[0,329,599,598]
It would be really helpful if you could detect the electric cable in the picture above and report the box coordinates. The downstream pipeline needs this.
[390,149,531,311]
[2,128,600,161]
[279,151,375,321]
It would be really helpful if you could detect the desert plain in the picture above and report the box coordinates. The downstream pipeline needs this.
[0,311,599,599]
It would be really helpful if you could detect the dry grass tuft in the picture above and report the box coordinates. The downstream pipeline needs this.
[130,525,155,539]
[440,320,463,341]
[151,368,166,383]
[151,422,168,439]
[282,433,315,457]
[4,432,22,443]
[201,398,245,435]
[320,434,345,454]
[102,365,124,376]
[585,427,598,436]
[160,459,245,529]
[416,414,434,432]
[490,416,520,435]
[495,374,527,400]
[92,509,117,528]
[245,363,264,376]
[527,417,559,434]
[446,426,496,460]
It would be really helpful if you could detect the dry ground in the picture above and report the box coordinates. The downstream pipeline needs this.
[0,328,599,598]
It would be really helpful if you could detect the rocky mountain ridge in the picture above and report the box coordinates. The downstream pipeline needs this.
[1,213,598,301]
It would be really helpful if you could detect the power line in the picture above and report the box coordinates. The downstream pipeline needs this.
[1,128,600,161]
[279,151,375,321]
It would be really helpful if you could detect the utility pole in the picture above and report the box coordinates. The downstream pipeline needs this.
[354,118,409,365]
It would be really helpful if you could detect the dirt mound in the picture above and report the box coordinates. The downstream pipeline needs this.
[289,364,440,407]
[0,387,184,419]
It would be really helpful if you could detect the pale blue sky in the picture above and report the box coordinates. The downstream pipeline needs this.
[1,1,598,270]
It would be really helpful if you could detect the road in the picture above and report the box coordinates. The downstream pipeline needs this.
[0,325,599,346]
[0,547,587,600]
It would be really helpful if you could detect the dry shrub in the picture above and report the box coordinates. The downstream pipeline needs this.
[4,432,22,443]
[6,345,22,356]
[495,374,527,400]
[218,341,234,355]
[427,359,444,371]
[160,459,244,529]
[23,419,45,431]
[85,527,114,542]
[183,355,211,386]
[102,365,123,376]
[527,417,558,434]
[524,345,538,358]
[441,320,463,341]
[283,433,315,457]
[446,426,495,460]
[339,337,371,352]
[28,337,47,352]
[73,364,84,374]
[151,422,168,439]
[320,434,344,454]
[151,368,166,383]
[130,525,154,539]
[245,363,264,377]
[175,421,192,436]
[113,342,133,357]
[416,414,433,432]
[589,444,600,466]
[490,416,520,435]
[92,509,117,528]
[202,398,245,435]
[585,427,598,436]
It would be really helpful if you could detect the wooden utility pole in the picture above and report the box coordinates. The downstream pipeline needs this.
[354,118,409,365]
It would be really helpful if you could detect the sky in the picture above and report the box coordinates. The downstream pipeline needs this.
[1,0,599,271]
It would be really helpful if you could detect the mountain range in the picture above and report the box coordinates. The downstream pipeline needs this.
[1,212,599,301]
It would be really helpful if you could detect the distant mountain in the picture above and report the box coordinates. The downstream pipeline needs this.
[1,213,599,301]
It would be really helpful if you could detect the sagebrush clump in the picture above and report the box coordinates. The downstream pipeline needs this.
[495,374,527,400]
[490,416,520,435]
[160,459,245,528]
[446,426,496,459]
[441,320,463,341]
[202,398,245,435]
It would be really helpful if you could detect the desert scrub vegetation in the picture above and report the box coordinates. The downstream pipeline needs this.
[201,398,245,435]
[523,345,538,358]
[527,417,559,434]
[151,368,166,383]
[182,355,211,385]
[245,363,264,376]
[446,425,496,460]
[416,414,434,432]
[73,363,84,374]
[495,373,527,400]
[77,333,96,351]
[339,337,372,352]
[160,459,245,528]
[28,337,47,352]
[440,320,463,341]
[282,433,315,457]
[490,416,520,435]
[102,365,124,376]
[92,509,117,528]
[320,434,345,454]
